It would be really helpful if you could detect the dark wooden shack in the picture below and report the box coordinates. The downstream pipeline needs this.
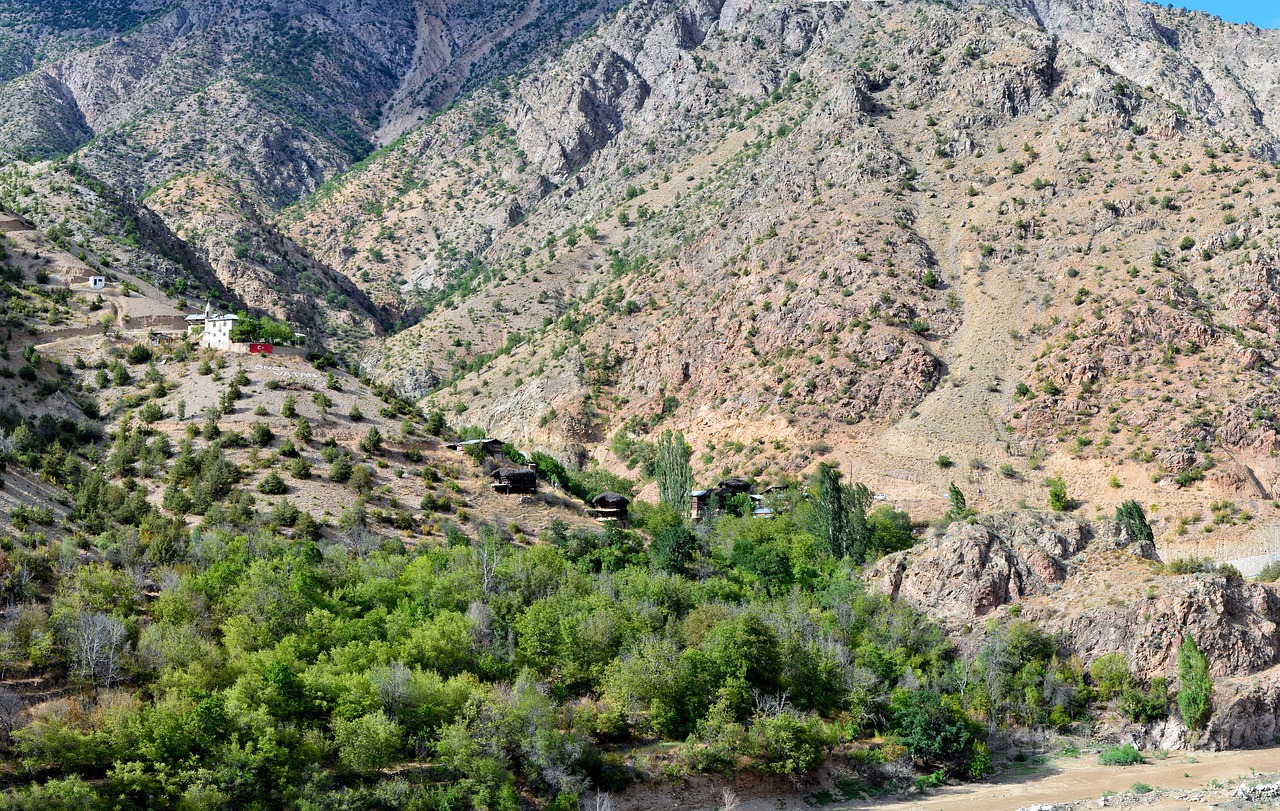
[690,478,755,519]
[491,467,537,494]
[590,492,630,523]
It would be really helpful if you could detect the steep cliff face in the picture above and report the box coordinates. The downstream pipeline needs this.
[977,0,1280,158]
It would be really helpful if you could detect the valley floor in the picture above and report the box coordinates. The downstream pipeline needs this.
[613,746,1280,811]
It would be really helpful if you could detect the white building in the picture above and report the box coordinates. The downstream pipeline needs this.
[204,312,239,350]
[186,302,239,350]
[88,276,106,291]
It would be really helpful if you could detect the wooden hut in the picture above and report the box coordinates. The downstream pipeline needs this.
[491,467,537,494]
[447,438,506,456]
[590,492,630,523]
[690,478,755,519]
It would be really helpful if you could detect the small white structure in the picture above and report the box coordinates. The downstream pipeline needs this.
[185,302,209,337]
[88,276,106,291]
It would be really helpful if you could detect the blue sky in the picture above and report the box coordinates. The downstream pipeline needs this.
[1166,1,1280,28]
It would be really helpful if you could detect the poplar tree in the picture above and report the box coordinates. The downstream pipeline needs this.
[655,429,692,514]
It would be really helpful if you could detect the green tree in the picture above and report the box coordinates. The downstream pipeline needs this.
[655,429,692,514]
[359,426,382,454]
[652,523,697,573]
[138,402,164,425]
[258,472,287,495]
[329,454,353,483]
[334,711,403,775]
[280,394,297,419]
[812,463,871,562]
[946,482,973,520]
[1177,636,1212,730]
[888,688,974,766]
[868,505,915,556]
[425,410,447,436]
[1116,499,1153,545]
[1047,476,1071,511]
[753,710,828,774]
[249,422,274,448]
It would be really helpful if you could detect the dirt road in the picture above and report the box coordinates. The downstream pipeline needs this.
[835,747,1280,811]
[614,746,1280,811]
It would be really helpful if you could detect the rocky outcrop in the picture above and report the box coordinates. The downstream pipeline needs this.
[980,0,1280,158]
[1203,668,1280,750]
[867,512,1149,622]
[1048,576,1280,680]
[869,510,1280,748]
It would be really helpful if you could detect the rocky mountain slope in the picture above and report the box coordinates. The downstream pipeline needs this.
[4,0,1280,540]
[0,0,626,347]
[273,0,1280,538]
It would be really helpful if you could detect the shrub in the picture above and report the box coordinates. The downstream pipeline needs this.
[1162,557,1213,575]
[334,711,403,775]
[1089,653,1134,700]
[753,711,828,774]
[330,454,353,483]
[138,402,164,424]
[1120,678,1169,723]
[936,455,954,469]
[888,688,974,766]
[258,472,287,495]
[249,423,274,448]
[1256,561,1280,582]
[1098,744,1144,766]
[359,426,382,454]
[1046,476,1071,511]
[967,741,993,779]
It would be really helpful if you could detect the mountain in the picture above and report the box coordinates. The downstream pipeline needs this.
[276,0,1280,534]
[0,0,625,347]
[6,1,1280,808]
[5,0,1280,528]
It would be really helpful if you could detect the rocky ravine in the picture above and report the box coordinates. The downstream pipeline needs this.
[867,511,1280,749]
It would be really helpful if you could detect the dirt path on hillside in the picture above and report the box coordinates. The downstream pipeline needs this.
[864,198,1042,511]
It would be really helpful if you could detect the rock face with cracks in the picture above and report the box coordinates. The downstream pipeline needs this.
[867,511,1280,749]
